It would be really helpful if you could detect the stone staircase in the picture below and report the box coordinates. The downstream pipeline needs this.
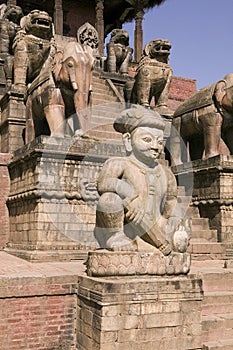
[87,70,127,141]
[188,206,226,261]
[186,201,233,349]
[190,260,233,350]
[176,186,233,348]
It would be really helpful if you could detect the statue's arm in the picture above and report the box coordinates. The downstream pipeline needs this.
[97,158,133,199]
[97,158,124,194]
[162,167,178,219]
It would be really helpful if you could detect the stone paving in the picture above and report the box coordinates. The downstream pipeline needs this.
[0,250,86,279]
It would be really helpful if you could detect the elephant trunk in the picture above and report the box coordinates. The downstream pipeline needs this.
[67,59,78,91]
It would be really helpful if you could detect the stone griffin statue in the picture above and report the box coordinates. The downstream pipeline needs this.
[106,29,133,75]
[128,39,173,116]
[94,107,190,255]
[0,3,23,89]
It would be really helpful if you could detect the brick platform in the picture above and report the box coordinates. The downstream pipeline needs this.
[0,251,85,350]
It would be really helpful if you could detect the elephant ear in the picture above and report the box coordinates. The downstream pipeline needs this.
[215,79,227,106]
[52,50,63,81]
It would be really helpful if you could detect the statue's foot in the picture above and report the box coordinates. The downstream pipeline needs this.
[204,152,220,159]
[106,232,138,252]
[154,105,173,118]
[74,129,84,138]
[74,130,100,141]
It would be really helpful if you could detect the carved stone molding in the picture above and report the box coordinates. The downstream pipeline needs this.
[86,250,191,276]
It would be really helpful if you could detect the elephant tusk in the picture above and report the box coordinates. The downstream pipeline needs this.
[71,81,78,91]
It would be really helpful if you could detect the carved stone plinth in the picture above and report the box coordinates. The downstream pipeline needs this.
[77,274,203,349]
[0,91,26,152]
[5,135,125,261]
[86,250,191,277]
[0,58,6,98]
[173,155,233,243]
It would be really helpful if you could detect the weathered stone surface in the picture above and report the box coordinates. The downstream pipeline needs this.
[173,155,233,243]
[0,91,25,152]
[5,135,125,261]
[86,250,191,276]
[77,274,203,350]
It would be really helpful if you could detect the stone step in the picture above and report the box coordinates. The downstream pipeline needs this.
[87,129,122,141]
[188,242,226,260]
[203,339,233,350]
[92,96,119,104]
[191,229,218,242]
[201,269,233,292]
[93,87,120,99]
[192,217,211,229]
[202,314,233,342]
[186,206,200,218]
[203,291,233,316]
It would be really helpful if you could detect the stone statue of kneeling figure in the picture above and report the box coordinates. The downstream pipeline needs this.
[94,106,190,255]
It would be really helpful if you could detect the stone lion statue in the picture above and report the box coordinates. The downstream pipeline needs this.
[12,9,56,92]
[0,4,23,89]
[106,28,133,75]
[128,38,173,116]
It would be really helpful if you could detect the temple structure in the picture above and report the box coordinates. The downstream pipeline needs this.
[0,1,232,350]
[3,0,165,58]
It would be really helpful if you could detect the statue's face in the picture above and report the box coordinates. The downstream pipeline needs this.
[130,126,164,165]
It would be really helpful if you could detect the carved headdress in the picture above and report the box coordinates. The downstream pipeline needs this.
[114,106,165,134]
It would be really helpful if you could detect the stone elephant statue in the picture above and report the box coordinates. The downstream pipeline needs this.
[170,73,233,165]
[26,40,95,141]
[126,39,173,116]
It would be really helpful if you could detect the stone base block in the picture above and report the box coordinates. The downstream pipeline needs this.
[173,155,233,242]
[86,250,191,276]
[77,274,203,350]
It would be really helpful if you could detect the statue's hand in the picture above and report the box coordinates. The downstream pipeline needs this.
[125,196,145,225]
[164,216,182,235]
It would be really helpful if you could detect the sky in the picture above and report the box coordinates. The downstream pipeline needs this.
[122,0,233,90]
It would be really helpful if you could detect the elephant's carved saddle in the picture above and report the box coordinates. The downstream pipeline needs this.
[174,83,216,118]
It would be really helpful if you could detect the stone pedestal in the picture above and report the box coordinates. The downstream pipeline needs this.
[86,251,191,277]
[77,274,203,350]
[173,155,233,243]
[0,91,26,152]
[5,135,125,261]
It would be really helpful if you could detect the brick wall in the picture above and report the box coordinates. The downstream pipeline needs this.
[63,0,95,37]
[0,274,78,350]
[168,76,197,110]
[0,153,11,248]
